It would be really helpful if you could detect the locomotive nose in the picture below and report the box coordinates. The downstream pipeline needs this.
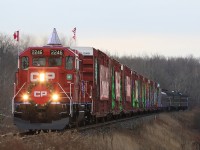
[27,67,59,105]
[29,83,51,104]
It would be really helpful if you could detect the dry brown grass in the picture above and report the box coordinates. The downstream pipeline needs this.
[0,108,200,150]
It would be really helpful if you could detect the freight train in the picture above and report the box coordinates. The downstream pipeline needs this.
[12,29,188,130]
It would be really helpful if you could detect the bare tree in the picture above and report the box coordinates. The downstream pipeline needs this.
[0,33,33,114]
[0,34,17,114]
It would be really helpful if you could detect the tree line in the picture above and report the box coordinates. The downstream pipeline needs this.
[0,33,199,115]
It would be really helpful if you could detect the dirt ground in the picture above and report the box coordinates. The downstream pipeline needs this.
[0,108,199,150]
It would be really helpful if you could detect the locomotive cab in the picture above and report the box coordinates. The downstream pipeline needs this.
[13,29,83,130]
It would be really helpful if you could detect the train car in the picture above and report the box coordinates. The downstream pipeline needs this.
[122,65,132,115]
[149,80,155,110]
[179,94,189,110]
[70,47,112,121]
[132,71,140,112]
[137,75,144,111]
[154,82,161,110]
[144,78,150,111]
[110,58,123,116]
[12,29,86,130]
[160,90,188,110]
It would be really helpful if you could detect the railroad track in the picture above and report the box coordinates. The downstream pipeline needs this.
[77,112,158,132]
[0,111,159,139]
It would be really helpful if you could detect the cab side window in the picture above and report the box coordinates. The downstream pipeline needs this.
[66,56,73,70]
[21,56,29,70]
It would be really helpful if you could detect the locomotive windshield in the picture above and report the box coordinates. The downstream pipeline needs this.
[33,57,46,66]
[49,57,62,67]
[32,57,62,67]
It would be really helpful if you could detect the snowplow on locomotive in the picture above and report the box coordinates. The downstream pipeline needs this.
[12,29,188,130]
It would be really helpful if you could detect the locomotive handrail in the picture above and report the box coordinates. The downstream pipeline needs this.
[12,82,26,114]
[57,83,73,116]
[56,83,71,100]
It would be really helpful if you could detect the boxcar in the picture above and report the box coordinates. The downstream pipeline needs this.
[71,47,111,119]
[122,65,132,114]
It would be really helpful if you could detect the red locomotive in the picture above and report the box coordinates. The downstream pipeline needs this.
[12,28,177,130]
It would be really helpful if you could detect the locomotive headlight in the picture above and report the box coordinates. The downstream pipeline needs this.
[22,94,29,101]
[52,94,59,101]
[39,73,45,82]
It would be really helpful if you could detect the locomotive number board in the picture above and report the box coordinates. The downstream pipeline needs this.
[50,50,64,55]
[31,50,43,55]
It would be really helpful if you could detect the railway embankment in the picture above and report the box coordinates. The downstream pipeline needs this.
[0,108,199,150]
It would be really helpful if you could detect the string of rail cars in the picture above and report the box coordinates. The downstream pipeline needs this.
[12,28,189,131]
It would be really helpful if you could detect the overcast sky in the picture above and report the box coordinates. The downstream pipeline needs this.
[1,0,200,57]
